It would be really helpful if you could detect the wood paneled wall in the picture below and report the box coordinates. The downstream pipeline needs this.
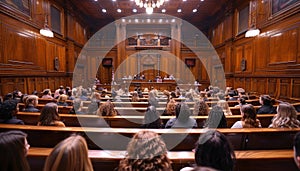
[209,0,300,99]
[0,0,87,95]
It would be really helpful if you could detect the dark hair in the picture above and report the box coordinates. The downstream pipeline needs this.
[175,103,191,121]
[294,132,300,156]
[260,95,273,106]
[204,105,227,128]
[39,103,60,126]
[195,130,235,171]
[241,104,260,128]
[143,106,162,128]
[0,130,30,171]
[0,100,18,120]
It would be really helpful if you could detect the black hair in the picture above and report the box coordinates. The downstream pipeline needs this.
[0,100,18,120]
[204,105,227,128]
[294,132,300,157]
[195,130,235,171]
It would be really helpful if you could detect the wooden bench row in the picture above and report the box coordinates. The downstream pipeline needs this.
[27,148,297,171]
[0,124,299,151]
[17,111,297,128]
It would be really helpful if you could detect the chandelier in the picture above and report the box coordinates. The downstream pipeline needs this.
[135,0,165,14]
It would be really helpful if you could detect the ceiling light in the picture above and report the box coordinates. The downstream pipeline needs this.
[102,9,107,13]
[183,0,187,1]
[117,9,121,13]
[135,0,165,14]
[133,9,137,12]
[94,0,98,1]
[193,9,197,13]
[161,9,166,13]
[201,0,204,1]
[177,9,182,13]
[112,0,116,1]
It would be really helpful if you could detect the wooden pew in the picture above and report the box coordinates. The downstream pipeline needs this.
[17,112,298,128]
[27,148,297,171]
[0,124,299,151]
[18,103,73,114]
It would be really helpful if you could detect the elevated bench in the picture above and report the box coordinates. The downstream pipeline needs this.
[0,124,299,151]
[27,148,297,171]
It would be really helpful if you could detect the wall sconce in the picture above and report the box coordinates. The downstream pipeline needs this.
[40,15,54,37]
[245,28,260,37]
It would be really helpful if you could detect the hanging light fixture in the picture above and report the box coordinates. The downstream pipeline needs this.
[40,15,54,37]
[245,28,260,37]
[135,0,165,14]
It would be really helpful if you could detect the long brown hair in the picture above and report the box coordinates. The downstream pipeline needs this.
[39,103,60,126]
[117,131,172,171]
[97,100,118,116]
[0,130,30,171]
[43,135,93,171]
[241,104,260,128]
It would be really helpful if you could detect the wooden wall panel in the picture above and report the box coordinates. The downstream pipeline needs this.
[268,78,277,97]
[292,79,300,99]
[234,45,243,72]
[269,28,297,64]
[279,78,290,99]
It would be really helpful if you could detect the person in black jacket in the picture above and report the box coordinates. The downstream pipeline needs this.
[257,95,276,114]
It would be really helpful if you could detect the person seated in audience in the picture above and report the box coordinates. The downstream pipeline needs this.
[54,85,65,99]
[96,100,118,116]
[0,99,24,125]
[23,95,39,112]
[181,130,235,171]
[234,96,248,107]
[41,89,54,99]
[231,104,261,128]
[43,134,93,171]
[141,106,163,128]
[294,132,300,169]
[163,98,177,116]
[12,90,23,103]
[203,105,227,128]
[165,103,198,128]
[227,91,237,101]
[100,90,110,98]
[0,130,30,171]
[37,103,65,127]
[148,90,159,107]
[217,100,232,116]
[56,94,69,106]
[67,89,75,100]
[257,95,276,114]
[193,99,209,116]
[185,92,194,102]
[179,90,186,99]
[199,91,208,102]
[69,98,84,114]
[117,130,172,171]
[131,91,140,102]
[80,89,90,101]
[269,102,300,128]
[170,91,177,99]
[3,93,14,102]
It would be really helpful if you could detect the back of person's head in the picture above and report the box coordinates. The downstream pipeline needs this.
[195,130,235,171]
[118,130,172,171]
[144,106,161,128]
[271,102,300,128]
[0,99,18,120]
[260,95,272,105]
[240,104,259,128]
[4,93,13,101]
[175,103,191,120]
[0,130,30,171]
[294,132,300,169]
[57,94,68,103]
[193,99,209,116]
[25,95,38,107]
[43,135,93,171]
[73,98,82,111]
[39,103,59,126]
[97,101,117,116]
[205,105,227,128]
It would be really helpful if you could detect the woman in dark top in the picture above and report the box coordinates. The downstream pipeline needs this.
[257,95,276,114]
[165,103,197,128]
[204,105,227,128]
[141,106,163,128]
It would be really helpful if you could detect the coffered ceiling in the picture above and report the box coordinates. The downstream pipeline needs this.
[69,0,229,30]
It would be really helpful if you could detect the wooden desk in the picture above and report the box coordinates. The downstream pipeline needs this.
[27,148,297,171]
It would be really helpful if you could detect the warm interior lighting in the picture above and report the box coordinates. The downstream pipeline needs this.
[245,28,260,37]
[39,15,54,37]
[135,0,165,14]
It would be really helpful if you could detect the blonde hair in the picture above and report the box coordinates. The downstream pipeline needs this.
[193,99,209,116]
[25,95,38,107]
[165,98,177,116]
[270,103,300,128]
[217,100,232,115]
[57,94,68,103]
[117,131,172,171]
[43,135,93,171]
